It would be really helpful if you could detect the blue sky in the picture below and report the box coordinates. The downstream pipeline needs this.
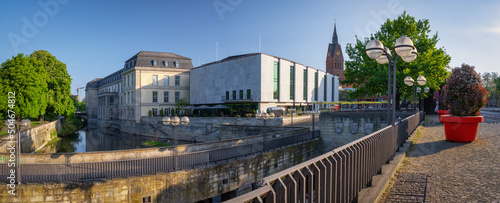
[1,0,499,97]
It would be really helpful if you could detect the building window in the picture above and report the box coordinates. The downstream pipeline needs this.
[163,61,168,67]
[303,70,308,100]
[175,76,180,86]
[290,65,295,100]
[152,108,158,116]
[226,91,229,100]
[153,91,158,103]
[174,61,180,67]
[232,90,236,100]
[332,78,335,102]
[314,72,318,101]
[239,90,243,100]
[152,60,157,66]
[273,61,279,99]
[324,76,327,101]
[164,76,169,86]
[153,75,158,85]
[164,91,169,103]
[175,92,180,102]
[247,89,251,99]
[109,96,114,106]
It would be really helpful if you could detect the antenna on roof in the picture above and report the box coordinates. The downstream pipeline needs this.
[259,33,262,53]
[216,41,219,61]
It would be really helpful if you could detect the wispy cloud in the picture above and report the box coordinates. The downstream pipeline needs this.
[478,25,500,34]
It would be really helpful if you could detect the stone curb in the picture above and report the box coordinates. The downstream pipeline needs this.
[358,123,423,203]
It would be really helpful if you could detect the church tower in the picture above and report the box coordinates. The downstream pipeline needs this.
[326,22,344,81]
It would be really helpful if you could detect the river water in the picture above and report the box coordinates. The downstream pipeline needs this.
[55,127,173,153]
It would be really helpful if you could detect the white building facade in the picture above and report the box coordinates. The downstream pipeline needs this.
[86,51,193,123]
[190,53,339,113]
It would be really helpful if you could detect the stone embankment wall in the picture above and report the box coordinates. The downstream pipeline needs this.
[320,111,386,151]
[0,119,61,153]
[320,111,415,150]
[219,125,309,139]
[0,138,320,203]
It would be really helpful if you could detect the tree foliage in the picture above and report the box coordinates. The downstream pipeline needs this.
[175,98,189,110]
[30,50,74,116]
[343,12,451,108]
[481,72,499,102]
[0,54,49,120]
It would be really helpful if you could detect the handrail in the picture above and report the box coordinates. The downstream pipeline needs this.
[225,112,424,203]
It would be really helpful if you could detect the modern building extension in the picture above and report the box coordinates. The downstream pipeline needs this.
[190,53,339,114]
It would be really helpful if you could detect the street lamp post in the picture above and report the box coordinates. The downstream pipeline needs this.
[366,36,418,155]
[162,115,189,170]
[405,75,427,113]
[255,112,275,126]
[16,119,31,184]
[366,37,418,125]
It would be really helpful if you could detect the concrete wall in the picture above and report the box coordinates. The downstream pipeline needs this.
[319,111,387,151]
[190,54,262,105]
[319,111,416,151]
[219,125,309,140]
[0,139,319,203]
[0,119,62,153]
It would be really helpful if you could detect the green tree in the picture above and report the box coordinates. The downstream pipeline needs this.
[482,72,499,105]
[0,54,49,122]
[30,50,75,119]
[343,12,451,109]
[175,98,189,110]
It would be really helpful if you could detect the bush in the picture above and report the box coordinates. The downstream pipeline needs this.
[148,110,152,117]
[202,113,208,117]
[159,109,164,116]
[59,118,83,137]
[438,85,448,110]
[210,113,216,117]
[444,64,488,116]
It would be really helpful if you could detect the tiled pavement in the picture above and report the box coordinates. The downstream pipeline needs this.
[382,114,500,202]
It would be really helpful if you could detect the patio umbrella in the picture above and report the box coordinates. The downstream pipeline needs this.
[210,104,229,109]
[181,106,195,110]
[194,105,211,109]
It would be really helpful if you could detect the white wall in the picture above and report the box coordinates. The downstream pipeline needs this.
[190,54,262,105]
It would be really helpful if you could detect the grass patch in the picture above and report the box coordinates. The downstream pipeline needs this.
[406,128,422,156]
[0,131,9,137]
[143,140,171,147]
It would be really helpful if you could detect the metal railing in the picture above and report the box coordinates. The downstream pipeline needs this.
[225,112,423,203]
[0,130,320,183]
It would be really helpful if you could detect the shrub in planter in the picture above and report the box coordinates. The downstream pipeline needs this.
[148,110,152,117]
[437,85,450,122]
[441,64,488,142]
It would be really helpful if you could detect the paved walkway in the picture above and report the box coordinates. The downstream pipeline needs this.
[383,114,500,202]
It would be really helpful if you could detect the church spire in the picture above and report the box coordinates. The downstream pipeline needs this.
[332,21,338,45]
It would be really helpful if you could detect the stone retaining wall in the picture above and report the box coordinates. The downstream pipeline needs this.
[0,119,62,153]
[219,125,309,140]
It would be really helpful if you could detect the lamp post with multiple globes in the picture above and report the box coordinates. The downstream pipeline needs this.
[365,36,418,125]
[162,115,189,170]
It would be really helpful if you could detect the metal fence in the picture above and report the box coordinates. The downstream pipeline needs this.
[0,130,320,183]
[225,112,424,203]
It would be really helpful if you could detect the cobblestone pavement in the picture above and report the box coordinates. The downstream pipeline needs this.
[383,115,500,202]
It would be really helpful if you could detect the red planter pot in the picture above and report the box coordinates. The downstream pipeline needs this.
[436,110,450,123]
[441,115,483,143]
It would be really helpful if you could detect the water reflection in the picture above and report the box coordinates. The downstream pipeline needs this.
[62,127,173,152]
